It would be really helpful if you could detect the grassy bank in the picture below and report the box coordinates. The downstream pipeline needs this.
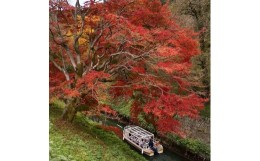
[49,107,146,161]
[166,134,210,160]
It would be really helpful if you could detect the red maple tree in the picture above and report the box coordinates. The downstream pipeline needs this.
[49,0,206,135]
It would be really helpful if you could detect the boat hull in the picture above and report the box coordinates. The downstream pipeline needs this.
[123,136,163,156]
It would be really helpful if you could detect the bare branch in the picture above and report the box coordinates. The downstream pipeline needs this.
[50,58,63,72]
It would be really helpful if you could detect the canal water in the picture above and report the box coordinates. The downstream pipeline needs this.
[91,116,190,161]
[145,149,188,161]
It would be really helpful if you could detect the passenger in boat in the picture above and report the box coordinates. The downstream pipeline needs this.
[140,139,145,148]
[149,138,158,155]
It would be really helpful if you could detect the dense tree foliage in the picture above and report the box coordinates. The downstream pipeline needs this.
[171,0,210,98]
[49,0,206,136]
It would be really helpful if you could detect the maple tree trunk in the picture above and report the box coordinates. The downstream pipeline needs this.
[62,100,77,123]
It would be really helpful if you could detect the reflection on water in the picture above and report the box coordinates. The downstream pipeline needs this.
[91,116,189,161]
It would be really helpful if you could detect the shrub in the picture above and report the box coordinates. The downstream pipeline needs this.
[50,98,66,109]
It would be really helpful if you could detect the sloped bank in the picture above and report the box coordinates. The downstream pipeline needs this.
[160,134,210,161]
[49,107,147,161]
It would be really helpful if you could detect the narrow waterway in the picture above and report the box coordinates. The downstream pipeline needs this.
[145,149,189,161]
[91,116,190,161]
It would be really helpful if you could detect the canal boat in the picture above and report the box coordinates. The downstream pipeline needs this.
[123,125,163,156]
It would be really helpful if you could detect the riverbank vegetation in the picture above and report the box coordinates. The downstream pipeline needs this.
[166,134,210,160]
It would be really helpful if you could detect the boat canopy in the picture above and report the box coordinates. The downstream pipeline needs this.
[124,125,154,140]
[123,125,163,155]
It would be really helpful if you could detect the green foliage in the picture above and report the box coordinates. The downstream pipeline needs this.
[102,98,133,118]
[167,134,210,158]
[50,107,146,161]
[137,113,156,133]
[50,98,66,109]
[200,102,210,118]
[77,105,91,111]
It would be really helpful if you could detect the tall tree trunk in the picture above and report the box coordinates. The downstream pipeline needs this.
[62,99,78,122]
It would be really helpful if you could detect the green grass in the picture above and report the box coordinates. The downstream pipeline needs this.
[49,107,147,161]
[100,98,132,118]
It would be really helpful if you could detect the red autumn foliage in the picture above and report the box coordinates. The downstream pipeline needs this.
[63,89,81,97]
[143,94,206,135]
[80,95,99,108]
[100,105,117,116]
[130,101,143,124]
[131,67,146,74]
[76,71,110,89]
[144,94,205,119]
[98,125,123,138]
[49,0,206,135]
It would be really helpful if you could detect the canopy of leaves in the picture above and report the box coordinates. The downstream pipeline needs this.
[49,0,206,136]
